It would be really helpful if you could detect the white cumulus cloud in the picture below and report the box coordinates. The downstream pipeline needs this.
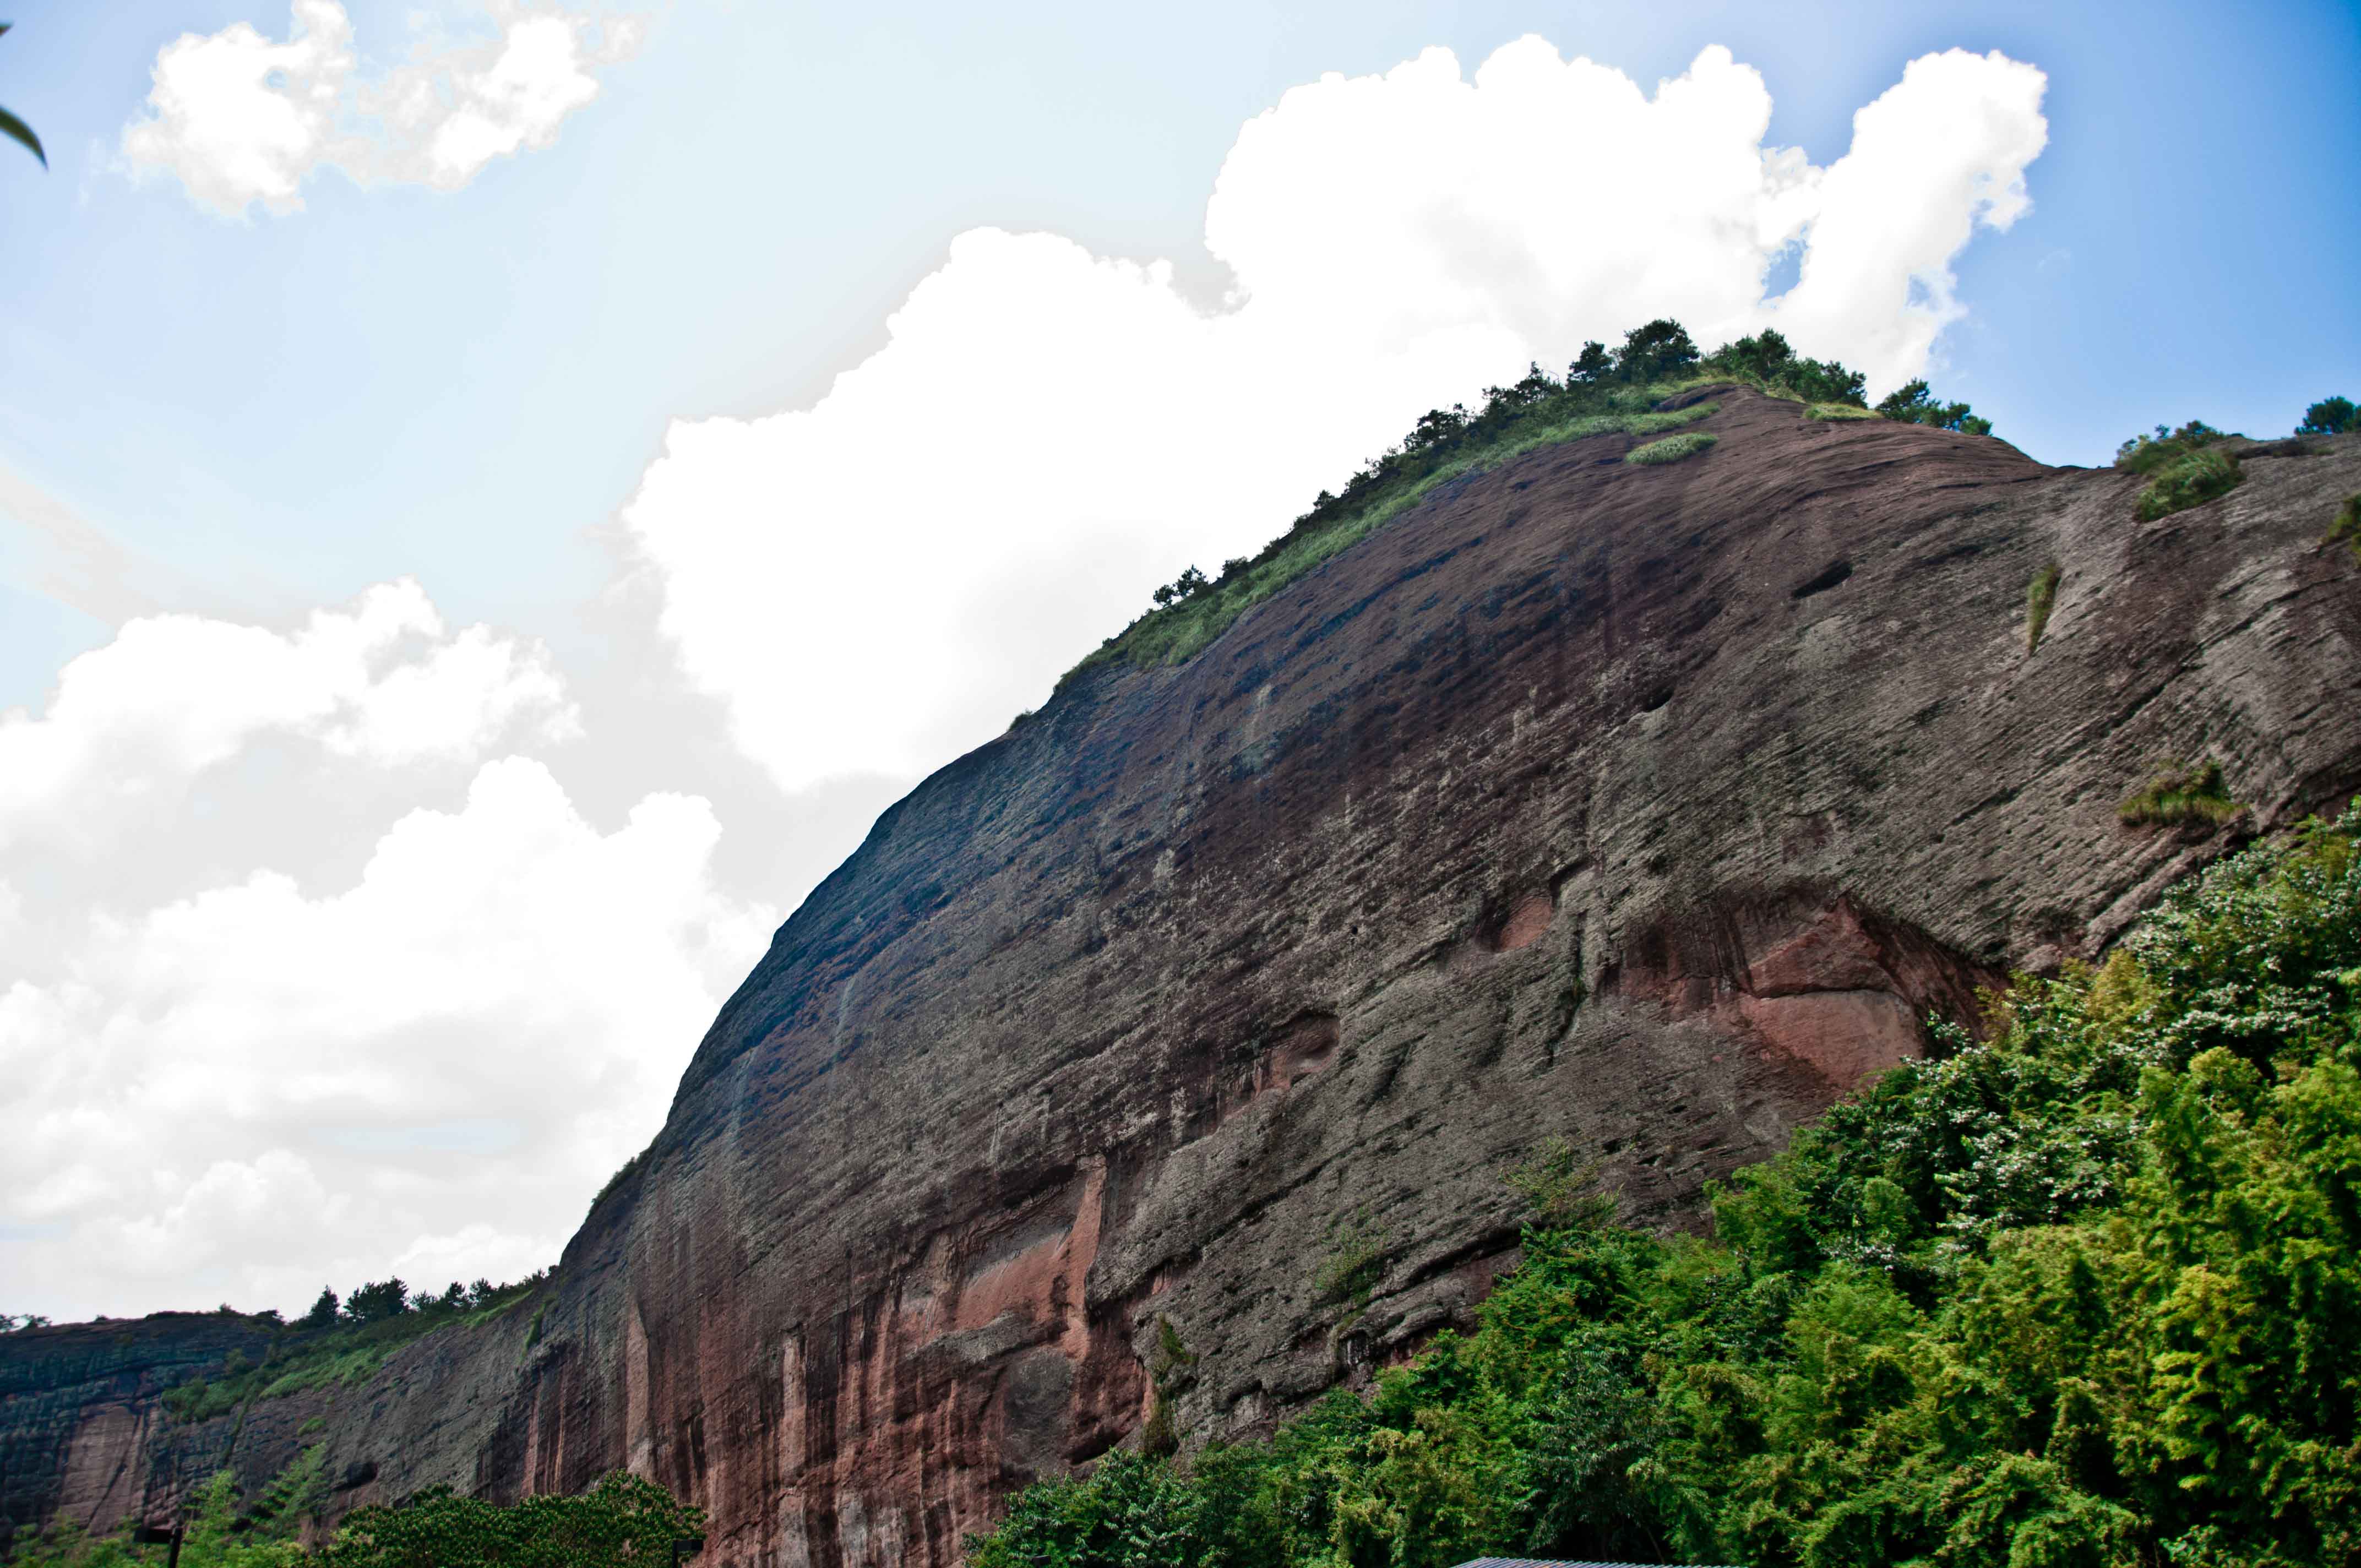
[121,0,634,217]
[0,579,574,850]
[623,38,2048,794]
[0,755,773,1318]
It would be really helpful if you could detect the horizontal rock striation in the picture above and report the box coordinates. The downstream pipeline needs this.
[7,393,2358,1565]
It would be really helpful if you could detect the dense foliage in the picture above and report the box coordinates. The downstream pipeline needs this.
[2134,448,2243,523]
[969,812,2361,1568]
[2332,494,2361,562]
[3,1456,325,1567]
[2115,421,2229,476]
[2298,397,2356,437]
[1876,379,1995,436]
[2,1467,700,1568]
[319,1474,703,1568]
[2113,418,2254,523]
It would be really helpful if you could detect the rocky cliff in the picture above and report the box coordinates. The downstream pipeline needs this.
[7,389,2358,1566]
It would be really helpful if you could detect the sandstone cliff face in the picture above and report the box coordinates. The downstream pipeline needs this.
[7,392,2358,1565]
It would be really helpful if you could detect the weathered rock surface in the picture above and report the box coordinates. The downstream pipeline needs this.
[7,393,2358,1565]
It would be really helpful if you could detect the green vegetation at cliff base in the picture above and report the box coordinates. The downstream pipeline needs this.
[967,809,2361,1568]
[2,1466,701,1568]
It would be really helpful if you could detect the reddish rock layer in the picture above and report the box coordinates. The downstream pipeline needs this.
[7,396,2358,1565]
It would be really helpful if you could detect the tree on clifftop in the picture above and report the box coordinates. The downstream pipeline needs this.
[343,1278,411,1324]
[1611,318,1699,382]
[2299,395,2355,435]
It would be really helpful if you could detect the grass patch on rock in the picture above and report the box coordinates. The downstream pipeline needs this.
[2135,447,2244,521]
[1805,401,1880,421]
[2119,758,2242,827]
[2328,493,2361,560]
[160,1284,540,1424]
[1625,431,1717,466]
[2026,561,2062,652]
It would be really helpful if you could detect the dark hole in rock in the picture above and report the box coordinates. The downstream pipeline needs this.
[1792,560,1854,598]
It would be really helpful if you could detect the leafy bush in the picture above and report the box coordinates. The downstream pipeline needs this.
[1711,329,1868,406]
[2330,492,2361,560]
[1,1461,698,1568]
[1624,431,1717,466]
[966,812,2361,1568]
[1152,567,1211,608]
[1611,318,1700,383]
[323,1472,703,1568]
[2116,419,2227,476]
[2135,447,2243,521]
[3,1460,323,1567]
[2118,759,2242,827]
[1875,378,1994,435]
[343,1278,411,1325]
[1313,1213,1390,1308]
[2298,395,2355,435]
[2026,561,2061,652]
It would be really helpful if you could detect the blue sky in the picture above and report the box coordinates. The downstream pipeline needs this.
[0,0,2353,1319]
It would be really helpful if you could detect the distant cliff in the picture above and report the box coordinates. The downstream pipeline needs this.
[7,390,2357,1566]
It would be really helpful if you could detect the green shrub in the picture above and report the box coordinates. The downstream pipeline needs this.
[2118,759,2241,826]
[1610,318,1700,383]
[1875,378,1994,435]
[2297,394,2355,435]
[1624,431,1717,466]
[966,813,2361,1568]
[2,1458,325,1567]
[323,1473,703,1568]
[1709,329,1868,406]
[2115,419,2227,476]
[1313,1213,1389,1307]
[2328,492,2361,560]
[2025,561,2062,652]
[2134,446,2243,521]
